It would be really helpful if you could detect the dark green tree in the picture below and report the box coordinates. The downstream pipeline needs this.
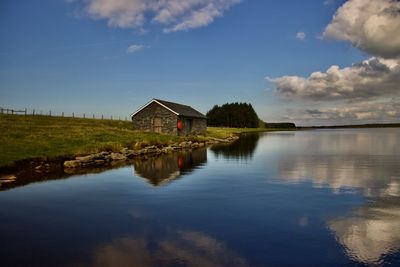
[206,102,260,128]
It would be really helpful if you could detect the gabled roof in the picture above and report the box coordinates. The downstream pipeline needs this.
[131,98,207,119]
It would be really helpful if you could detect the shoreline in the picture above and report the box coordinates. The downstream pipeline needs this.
[0,135,239,191]
[62,135,240,169]
[0,132,261,171]
[2,126,397,190]
[0,114,282,167]
[4,123,398,174]
[1,127,292,189]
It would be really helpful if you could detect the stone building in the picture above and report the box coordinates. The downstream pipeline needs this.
[131,99,207,136]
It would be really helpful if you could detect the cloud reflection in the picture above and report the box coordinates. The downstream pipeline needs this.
[76,231,248,267]
[272,129,400,264]
[328,197,400,264]
[279,155,400,197]
[276,130,400,197]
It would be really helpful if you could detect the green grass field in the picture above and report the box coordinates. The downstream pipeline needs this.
[0,114,276,166]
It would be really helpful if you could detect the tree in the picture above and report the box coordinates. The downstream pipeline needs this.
[206,102,260,128]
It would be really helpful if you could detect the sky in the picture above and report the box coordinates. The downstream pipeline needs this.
[0,0,399,126]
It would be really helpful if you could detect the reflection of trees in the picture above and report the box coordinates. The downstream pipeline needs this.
[77,230,248,267]
[328,196,400,264]
[211,134,260,160]
[132,148,207,186]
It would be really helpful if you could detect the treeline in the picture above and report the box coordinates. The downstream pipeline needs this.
[302,123,400,129]
[206,102,259,128]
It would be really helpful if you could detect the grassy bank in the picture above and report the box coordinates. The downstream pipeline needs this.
[206,127,274,139]
[0,114,277,166]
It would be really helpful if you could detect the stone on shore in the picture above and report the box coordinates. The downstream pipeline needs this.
[62,135,238,170]
[76,155,95,163]
[161,146,174,153]
[110,152,127,161]
[191,142,199,148]
[125,150,139,158]
[64,160,81,168]
[0,174,17,183]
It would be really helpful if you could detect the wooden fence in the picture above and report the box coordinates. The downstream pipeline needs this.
[0,107,129,121]
[0,108,27,115]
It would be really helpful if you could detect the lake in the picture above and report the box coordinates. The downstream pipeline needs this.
[0,128,399,267]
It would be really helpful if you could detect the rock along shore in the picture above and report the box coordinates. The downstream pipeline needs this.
[63,136,239,170]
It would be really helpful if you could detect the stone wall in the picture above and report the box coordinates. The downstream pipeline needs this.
[132,102,178,135]
[178,117,207,136]
[132,102,207,136]
[192,118,207,135]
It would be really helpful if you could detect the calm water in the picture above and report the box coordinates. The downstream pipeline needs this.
[1,129,399,267]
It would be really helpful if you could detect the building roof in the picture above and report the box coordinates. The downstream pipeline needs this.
[131,98,207,119]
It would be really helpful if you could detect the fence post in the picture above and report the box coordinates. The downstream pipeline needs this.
[11,109,14,115]
[72,112,74,118]
[33,109,35,115]
[83,113,85,119]
[93,114,95,119]
[0,108,3,114]
[101,114,103,120]
[25,108,27,115]
[111,115,113,120]
[62,112,64,117]
[49,111,51,116]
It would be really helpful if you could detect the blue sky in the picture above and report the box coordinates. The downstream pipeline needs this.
[1,0,399,125]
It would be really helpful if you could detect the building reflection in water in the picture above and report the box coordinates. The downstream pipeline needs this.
[131,148,207,186]
[210,133,260,160]
[76,230,248,267]
[274,129,400,264]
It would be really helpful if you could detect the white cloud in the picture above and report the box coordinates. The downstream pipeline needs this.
[270,0,400,106]
[268,57,400,101]
[86,0,147,28]
[73,0,241,32]
[264,0,400,125]
[323,0,400,59]
[296,31,306,41]
[323,0,336,5]
[281,100,400,124]
[126,44,145,54]
[163,3,222,33]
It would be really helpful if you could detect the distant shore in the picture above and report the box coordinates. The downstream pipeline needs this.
[299,123,400,129]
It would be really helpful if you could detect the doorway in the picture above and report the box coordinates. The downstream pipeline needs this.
[154,117,162,133]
